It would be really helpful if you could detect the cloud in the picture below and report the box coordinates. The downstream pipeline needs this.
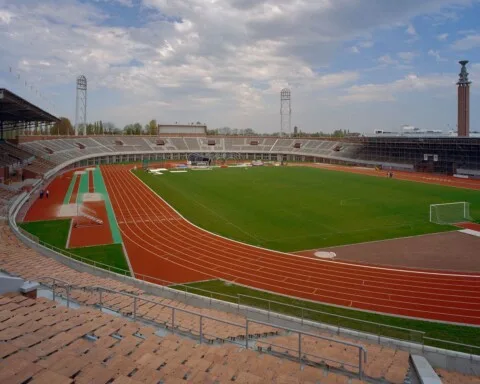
[437,33,449,41]
[94,0,134,6]
[0,10,14,24]
[397,51,417,63]
[378,55,398,66]
[428,49,447,62]
[338,73,453,103]
[348,40,373,54]
[451,33,480,50]
[406,24,417,36]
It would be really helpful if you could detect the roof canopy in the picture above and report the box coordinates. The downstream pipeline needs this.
[0,88,59,130]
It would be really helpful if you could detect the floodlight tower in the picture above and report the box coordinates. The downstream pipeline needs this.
[75,75,87,136]
[280,88,291,137]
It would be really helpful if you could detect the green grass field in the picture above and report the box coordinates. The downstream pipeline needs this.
[171,279,480,354]
[19,219,130,274]
[134,166,480,251]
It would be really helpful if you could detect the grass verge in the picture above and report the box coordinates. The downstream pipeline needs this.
[19,219,130,275]
[171,279,480,354]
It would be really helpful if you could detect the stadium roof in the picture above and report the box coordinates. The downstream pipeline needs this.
[0,88,59,130]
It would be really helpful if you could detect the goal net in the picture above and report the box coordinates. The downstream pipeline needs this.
[430,202,471,225]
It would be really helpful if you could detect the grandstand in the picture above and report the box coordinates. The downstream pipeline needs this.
[3,134,479,181]
[350,136,480,175]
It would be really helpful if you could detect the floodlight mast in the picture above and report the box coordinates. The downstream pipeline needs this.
[280,88,291,137]
[75,75,87,136]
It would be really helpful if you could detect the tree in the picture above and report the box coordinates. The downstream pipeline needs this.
[147,119,157,135]
[103,122,117,134]
[133,123,142,135]
[51,117,74,135]
[124,124,134,135]
[85,123,94,135]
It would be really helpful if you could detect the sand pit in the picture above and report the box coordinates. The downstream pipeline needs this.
[82,193,103,202]
[85,167,96,171]
[57,204,79,217]
[74,171,86,176]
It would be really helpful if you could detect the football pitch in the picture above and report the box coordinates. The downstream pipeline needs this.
[134,166,480,252]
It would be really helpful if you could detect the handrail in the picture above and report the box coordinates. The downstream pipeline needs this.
[39,276,367,379]
[248,318,367,379]
[238,293,425,339]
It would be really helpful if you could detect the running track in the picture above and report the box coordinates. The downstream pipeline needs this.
[101,165,480,325]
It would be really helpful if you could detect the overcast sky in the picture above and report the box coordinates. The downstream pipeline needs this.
[0,0,479,134]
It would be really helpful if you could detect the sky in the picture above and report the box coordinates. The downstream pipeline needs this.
[0,0,479,134]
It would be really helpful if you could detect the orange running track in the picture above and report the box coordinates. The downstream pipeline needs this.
[101,165,480,325]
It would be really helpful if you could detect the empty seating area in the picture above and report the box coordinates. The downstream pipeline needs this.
[435,368,480,384]
[15,137,367,167]
[0,142,34,163]
[257,335,409,383]
[0,293,368,384]
[22,157,56,177]
[0,187,18,218]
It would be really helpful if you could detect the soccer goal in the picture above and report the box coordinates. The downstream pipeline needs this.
[429,202,471,225]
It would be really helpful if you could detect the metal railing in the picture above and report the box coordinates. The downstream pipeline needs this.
[39,276,367,379]
[18,227,39,243]
[247,319,367,379]
[237,294,425,344]
[41,277,246,346]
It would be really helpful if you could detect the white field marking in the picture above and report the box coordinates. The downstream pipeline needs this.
[74,171,86,175]
[170,170,188,173]
[118,217,181,225]
[459,229,480,237]
[130,167,480,278]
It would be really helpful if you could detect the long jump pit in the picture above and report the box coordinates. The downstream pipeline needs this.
[57,193,113,248]
[296,231,480,273]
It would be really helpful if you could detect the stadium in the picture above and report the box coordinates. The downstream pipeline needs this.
[1,57,480,384]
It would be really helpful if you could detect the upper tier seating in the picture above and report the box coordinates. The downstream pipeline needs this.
[18,137,364,166]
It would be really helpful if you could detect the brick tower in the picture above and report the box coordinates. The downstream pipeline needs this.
[457,60,471,137]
